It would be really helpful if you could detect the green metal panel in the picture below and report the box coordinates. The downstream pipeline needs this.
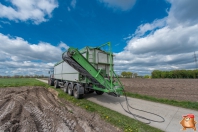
[66,43,123,95]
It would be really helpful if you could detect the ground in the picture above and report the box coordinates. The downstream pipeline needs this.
[121,78,198,102]
[0,86,120,132]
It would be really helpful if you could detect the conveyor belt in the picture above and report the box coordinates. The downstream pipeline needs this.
[62,51,101,85]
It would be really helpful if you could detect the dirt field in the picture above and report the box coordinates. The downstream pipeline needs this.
[120,78,198,102]
[0,86,120,132]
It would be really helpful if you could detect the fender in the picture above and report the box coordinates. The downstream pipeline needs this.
[75,83,84,95]
[69,82,74,90]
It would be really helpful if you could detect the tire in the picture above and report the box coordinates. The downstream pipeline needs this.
[95,90,104,95]
[73,85,83,99]
[68,84,73,96]
[63,83,68,93]
[54,80,59,89]
[89,90,94,93]
[48,78,54,86]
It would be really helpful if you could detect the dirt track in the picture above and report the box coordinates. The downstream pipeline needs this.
[121,78,198,102]
[0,86,119,132]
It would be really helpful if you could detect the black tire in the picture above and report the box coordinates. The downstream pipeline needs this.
[89,90,94,93]
[68,84,73,96]
[73,85,83,99]
[48,78,54,86]
[95,90,104,95]
[54,80,59,89]
[63,83,68,93]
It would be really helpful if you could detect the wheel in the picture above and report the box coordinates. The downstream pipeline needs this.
[88,83,94,93]
[68,84,73,96]
[73,85,83,99]
[54,80,59,89]
[63,83,68,93]
[95,90,104,95]
[89,90,94,93]
[48,78,54,86]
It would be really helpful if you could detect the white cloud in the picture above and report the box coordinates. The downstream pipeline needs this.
[67,0,77,12]
[134,18,167,37]
[115,0,198,75]
[67,7,71,12]
[0,21,11,25]
[98,0,136,11]
[0,33,69,75]
[126,24,198,55]
[0,0,58,24]
[167,0,198,27]
[71,0,77,9]
[58,41,69,50]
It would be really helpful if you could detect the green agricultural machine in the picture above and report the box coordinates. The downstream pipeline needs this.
[48,42,124,99]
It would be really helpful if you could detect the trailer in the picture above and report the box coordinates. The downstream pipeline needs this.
[48,42,124,99]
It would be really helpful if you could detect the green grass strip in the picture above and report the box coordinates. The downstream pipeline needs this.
[0,78,49,87]
[125,92,198,111]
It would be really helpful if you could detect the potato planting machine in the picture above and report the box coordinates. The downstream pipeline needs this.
[48,42,124,99]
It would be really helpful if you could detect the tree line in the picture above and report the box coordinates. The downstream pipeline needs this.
[120,71,140,78]
[151,70,198,78]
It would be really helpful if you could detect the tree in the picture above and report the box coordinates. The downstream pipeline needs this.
[121,71,133,78]
[126,72,132,78]
[144,75,150,78]
[121,71,127,77]
[151,70,161,78]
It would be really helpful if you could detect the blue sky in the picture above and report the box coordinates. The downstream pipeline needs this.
[0,0,198,76]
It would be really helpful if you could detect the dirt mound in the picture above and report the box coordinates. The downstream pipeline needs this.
[0,86,119,132]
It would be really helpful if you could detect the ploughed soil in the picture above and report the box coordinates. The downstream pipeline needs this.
[0,86,120,132]
[120,78,198,102]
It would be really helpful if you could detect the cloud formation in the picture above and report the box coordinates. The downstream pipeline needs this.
[115,0,198,75]
[98,0,136,11]
[0,33,69,75]
[0,0,58,24]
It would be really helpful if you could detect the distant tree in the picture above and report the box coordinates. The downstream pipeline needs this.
[121,71,133,78]
[34,75,39,78]
[14,75,20,78]
[195,70,198,78]
[151,70,160,78]
[121,71,127,77]
[126,72,132,78]
[25,75,29,78]
[144,75,150,78]
[167,71,173,78]
[151,69,198,78]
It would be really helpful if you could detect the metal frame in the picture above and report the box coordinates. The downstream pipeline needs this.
[65,42,124,96]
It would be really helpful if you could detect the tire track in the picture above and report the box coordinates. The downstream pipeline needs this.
[0,86,120,132]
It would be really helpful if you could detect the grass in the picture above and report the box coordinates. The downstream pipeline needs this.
[125,92,198,111]
[0,78,48,87]
[0,78,162,132]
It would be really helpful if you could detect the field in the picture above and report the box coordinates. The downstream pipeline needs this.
[0,86,119,132]
[0,78,162,132]
[121,78,198,102]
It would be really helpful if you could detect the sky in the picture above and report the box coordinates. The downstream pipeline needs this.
[0,0,198,76]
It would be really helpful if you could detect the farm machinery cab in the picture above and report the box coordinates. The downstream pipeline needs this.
[48,42,124,99]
